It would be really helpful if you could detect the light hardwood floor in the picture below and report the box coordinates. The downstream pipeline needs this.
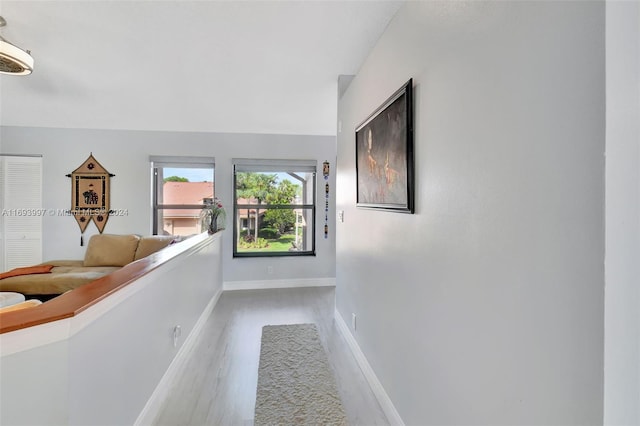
[152,286,389,426]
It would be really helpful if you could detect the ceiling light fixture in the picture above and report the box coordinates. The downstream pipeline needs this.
[0,16,34,75]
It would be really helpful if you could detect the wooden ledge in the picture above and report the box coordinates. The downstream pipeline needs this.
[0,232,216,334]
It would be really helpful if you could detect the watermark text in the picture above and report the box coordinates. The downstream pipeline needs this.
[1,208,129,217]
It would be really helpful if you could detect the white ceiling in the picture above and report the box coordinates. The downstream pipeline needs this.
[0,0,402,136]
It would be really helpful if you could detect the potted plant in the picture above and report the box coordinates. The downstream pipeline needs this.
[200,197,226,234]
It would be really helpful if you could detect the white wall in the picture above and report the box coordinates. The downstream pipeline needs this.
[604,1,640,424]
[336,2,605,424]
[0,127,336,284]
[0,339,70,424]
[0,233,222,425]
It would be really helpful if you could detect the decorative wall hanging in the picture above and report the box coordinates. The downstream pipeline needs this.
[66,154,115,245]
[355,79,414,213]
[323,160,330,239]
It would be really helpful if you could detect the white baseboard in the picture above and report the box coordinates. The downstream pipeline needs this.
[134,289,222,426]
[334,309,405,426]
[223,277,335,291]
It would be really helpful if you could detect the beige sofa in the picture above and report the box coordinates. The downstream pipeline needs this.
[0,234,175,297]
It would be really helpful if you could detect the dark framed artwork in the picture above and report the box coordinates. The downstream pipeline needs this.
[355,78,414,213]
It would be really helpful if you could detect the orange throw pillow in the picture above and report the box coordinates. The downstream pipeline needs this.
[0,265,54,280]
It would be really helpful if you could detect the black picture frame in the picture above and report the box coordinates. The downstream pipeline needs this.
[355,78,414,213]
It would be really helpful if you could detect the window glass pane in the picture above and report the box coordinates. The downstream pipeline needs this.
[235,172,312,205]
[233,167,315,257]
[153,162,214,237]
[235,207,313,253]
[161,168,213,204]
[156,208,203,237]
[163,167,213,183]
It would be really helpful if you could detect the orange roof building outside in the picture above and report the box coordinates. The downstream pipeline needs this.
[162,181,214,216]
[160,182,267,235]
[161,181,213,235]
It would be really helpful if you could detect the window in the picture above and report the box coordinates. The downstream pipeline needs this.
[233,159,316,257]
[150,156,215,237]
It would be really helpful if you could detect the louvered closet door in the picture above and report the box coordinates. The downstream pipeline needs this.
[0,156,43,271]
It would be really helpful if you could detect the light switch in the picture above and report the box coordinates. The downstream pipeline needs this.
[338,210,344,223]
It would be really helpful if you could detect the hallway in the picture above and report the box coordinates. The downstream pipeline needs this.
[153,287,388,425]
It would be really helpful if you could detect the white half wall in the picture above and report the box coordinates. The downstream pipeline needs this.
[0,127,336,284]
[0,233,222,426]
[604,1,640,424]
[336,2,605,424]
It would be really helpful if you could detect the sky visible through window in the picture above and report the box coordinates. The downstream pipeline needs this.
[164,168,295,185]
[164,167,213,182]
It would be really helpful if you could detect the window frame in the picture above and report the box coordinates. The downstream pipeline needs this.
[150,156,215,236]
[232,159,316,258]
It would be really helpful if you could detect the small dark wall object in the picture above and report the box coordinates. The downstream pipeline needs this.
[323,161,330,239]
[323,161,330,179]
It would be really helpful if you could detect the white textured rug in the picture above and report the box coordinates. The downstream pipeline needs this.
[254,323,348,425]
